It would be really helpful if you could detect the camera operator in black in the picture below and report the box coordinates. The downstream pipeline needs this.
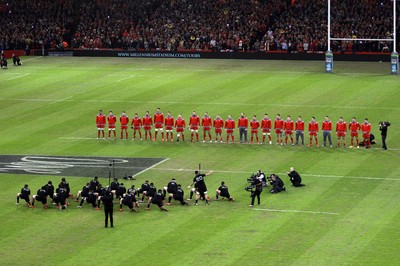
[257,170,267,187]
[269,174,286,194]
[286,167,305,187]
[101,189,114,228]
[379,121,391,150]
[115,183,126,199]
[249,177,263,207]
[163,178,177,197]
[16,184,31,206]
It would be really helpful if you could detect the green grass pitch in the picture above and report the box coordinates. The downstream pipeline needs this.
[0,57,399,265]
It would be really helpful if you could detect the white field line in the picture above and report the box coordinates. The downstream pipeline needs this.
[2,97,400,110]
[253,208,340,215]
[132,158,170,178]
[49,96,73,105]
[7,73,31,80]
[116,75,135,83]
[22,57,41,63]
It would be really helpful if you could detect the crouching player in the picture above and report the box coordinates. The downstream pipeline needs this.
[119,190,138,212]
[12,54,22,66]
[215,181,235,201]
[163,178,177,197]
[54,187,69,210]
[146,189,168,211]
[16,184,31,207]
[167,184,189,206]
[31,186,49,208]
[77,189,98,209]
[75,183,90,202]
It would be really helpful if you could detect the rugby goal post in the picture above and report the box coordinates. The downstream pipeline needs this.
[326,0,398,74]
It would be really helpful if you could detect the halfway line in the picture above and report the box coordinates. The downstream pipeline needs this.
[253,208,339,215]
[49,96,73,105]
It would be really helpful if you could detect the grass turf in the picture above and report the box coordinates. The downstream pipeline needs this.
[0,57,399,265]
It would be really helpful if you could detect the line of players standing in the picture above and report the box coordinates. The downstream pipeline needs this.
[96,108,373,148]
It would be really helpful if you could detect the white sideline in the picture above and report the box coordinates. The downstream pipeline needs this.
[253,208,339,215]
[7,73,31,80]
[132,158,170,178]
[116,75,135,83]
[49,96,73,105]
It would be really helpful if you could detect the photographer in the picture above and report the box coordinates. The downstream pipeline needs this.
[379,121,391,150]
[249,176,263,207]
[286,167,305,187]
[269,174,286,194]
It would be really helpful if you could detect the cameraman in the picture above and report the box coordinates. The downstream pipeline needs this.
[286,167,305,187]
[269,174,286,194]
[379,121,391,150]
[249,176,263,207]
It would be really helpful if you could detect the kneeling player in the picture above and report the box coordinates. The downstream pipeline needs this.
[77,189,98,209]
[16,184,31,207]
[54,188,68,210]
[163,178,177,197]
[146,189,168,211]
[75,183,90,202]
[119,191,138,212]
[215,181,235,201]
[31,186,49,208]
[167,184,189,206]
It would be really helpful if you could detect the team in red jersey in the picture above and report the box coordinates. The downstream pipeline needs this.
[142,111,153,141]
[96,110,106,139]
[202,112,212,142]
[95,110,377,149]
[119,111,129,139]
[153,108,164,141]
[308,116,319,147]
[225,115,235,143]
[283,115,294,145]
[189,111,200,142]
[349,117,361,148]
[295,116,304,145]
[107,111,117,140]
[130,113,142,140]
[174,114,186,141]
[164,111,174,141]
[213,114,224,142]
[250,115,260,144]
[261,114,272,144]
[321,116,333,147]
[361,118,372,148]
[336,117,347,147]
[274,114,284,145]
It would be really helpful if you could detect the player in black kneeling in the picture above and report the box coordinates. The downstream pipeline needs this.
[286,167,305,187]
[167,184,189,206]
[54,186,68,210]
[77,188,98,209]
[215,181,235,201]
[269,174,286,193]
[163,178,177,197]
[16,184,31,207]
[110,177,119,197]
[119,190,138,212]
[115,183,126,200]
[12,54,22,66]
[76,183,90,202]
[146,189,168,211]
[137,180,150,202]
[44,181,55,204]
[31,186,49,208]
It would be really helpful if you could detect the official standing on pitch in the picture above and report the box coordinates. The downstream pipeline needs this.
[101,188,114,228]
[379,121,391,150]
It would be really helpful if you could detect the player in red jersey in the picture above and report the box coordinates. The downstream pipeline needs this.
[261,114,272,144]
[130,113,142,140]
[213,114,224,143]
[164,111,174,141]
[153,107,164,141]
[96,110,106,139]
[361,118,372,148]
[336,117,347,147]
[295,116,304,145]
[274,114,284,145]
[202,112,213,142]
[284,115,295,145]
[348,117,361,148]
[189,111,200,142]
[142,111,153,141]
[321,116,333,147]
[119,111,129,139]
[250,115,260,144]
[107,111,117,140]
[308,116,319,147]
[174,114,186,142]
[225,115,236,143]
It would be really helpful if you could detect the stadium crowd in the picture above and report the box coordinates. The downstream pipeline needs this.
[0,0,398,53]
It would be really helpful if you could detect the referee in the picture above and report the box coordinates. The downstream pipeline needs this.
[101,188,114,228]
